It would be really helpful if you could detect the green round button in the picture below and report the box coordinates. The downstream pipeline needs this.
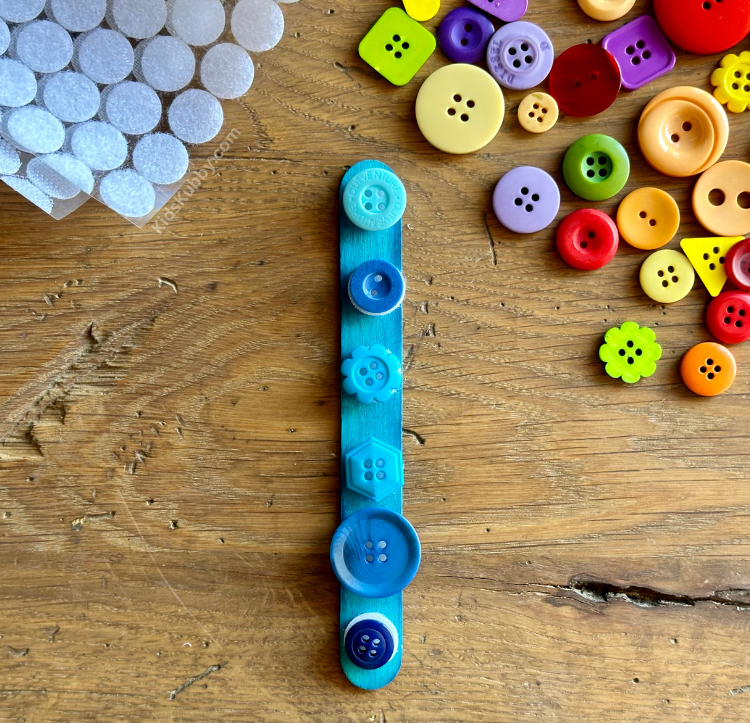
[562,134,630,202]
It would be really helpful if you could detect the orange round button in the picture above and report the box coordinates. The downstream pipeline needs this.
[680,341,736,396]
[576,0,635,22]
[617,187,680,250]
[693,160,750,237]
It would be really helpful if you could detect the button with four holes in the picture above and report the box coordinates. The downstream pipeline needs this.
[330,507,421,599]
[680,342,736,396]
[617,188,680,250]
[557,209,619,270]
[492,166,560,234]
[706,290,750,344]
[345,437,403,502]
[711,51,750,113]
[348,259,405,316]
[640,249,695,303]
[343,167,406,231]
[341,344,402,404]
[599,321,662,384]
[518,91,558,133]
[485,21,554,91]
[358,7,436,86]
[602,15,676,91]
[415,63,504,154]
[548,44,621,117]
[692,160,750,237]
[438,7,494,65]
[726,238,750,291]
[344,613,399,670]
[577,0,635,21]
[468,0,527,23]
[562,134,630,202]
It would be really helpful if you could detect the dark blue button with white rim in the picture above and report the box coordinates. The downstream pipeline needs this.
[348,259,405,316]
[342,167,406,231]
[330,507,420,598]
[344,613,399,670]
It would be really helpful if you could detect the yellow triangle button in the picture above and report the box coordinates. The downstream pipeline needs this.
[680,236,744,297]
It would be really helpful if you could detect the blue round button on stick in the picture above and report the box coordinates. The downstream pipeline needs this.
[348,259,405,316]
[342,167,406,231]
[344,613,399,670]
[330,507,421,599]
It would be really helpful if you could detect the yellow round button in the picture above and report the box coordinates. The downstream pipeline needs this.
[711,51,750,113]
[576,0,635,21]
[640,249,695,304]
[616,187,680,250]
[403,0,439,22]
[518,92,558,134]
[415,64,504,155]
[693,160,750,237]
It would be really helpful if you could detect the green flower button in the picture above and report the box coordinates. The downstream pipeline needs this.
[599,321,661,383]
[562,134,630,201]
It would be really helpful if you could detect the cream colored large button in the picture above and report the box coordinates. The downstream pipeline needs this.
[576,0,635,22]
[617,187,680,250]
[518,92,558,134]
[415,63,504,154]
[640,249,695,303]
[693,160,750,237]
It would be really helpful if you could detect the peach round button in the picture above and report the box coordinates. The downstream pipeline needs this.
[693,160,750,237]
[681,342,736,396]
[617,187,680,250]
[518,92,558,133]
[640,249,695,303]
[576,0,635,22]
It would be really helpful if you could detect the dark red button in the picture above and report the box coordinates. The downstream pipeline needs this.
[556,208,619,270]
[726,238,750,292]
[654,0,750,55]
[706,290,750,344]
[548,44,621,117]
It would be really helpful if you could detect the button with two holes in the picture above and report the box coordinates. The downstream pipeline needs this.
[562,134,630,202]
[681,342,736,396]
[492,165,560,234]
[557,209,619,270]
[469,0,527,22]
[348,259,405,316]
[485,21,554,91]
[640,248,695,303]
[726,238,750,292]
[344,613,399,670]
[707,290,750,344]
[438,7,494,65]
[693,160,750,237]
[617,188,680,250]
[518,91,558,133]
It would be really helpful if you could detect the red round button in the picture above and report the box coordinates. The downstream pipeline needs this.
[654,0,750,55]
[548,44,621,118]
[556,208,619,270]
[726,238,750,292]
[706,290,750,344]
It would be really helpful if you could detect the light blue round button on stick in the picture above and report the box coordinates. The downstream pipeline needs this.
[341,344,402,404]
[348,259,405,316]
[343,167,406,231]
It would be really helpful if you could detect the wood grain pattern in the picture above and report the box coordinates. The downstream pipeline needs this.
[2,0,750,720]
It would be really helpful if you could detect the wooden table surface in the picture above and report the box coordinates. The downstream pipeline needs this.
[2,1,750,721]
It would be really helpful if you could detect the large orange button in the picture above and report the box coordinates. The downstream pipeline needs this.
[616,187,680,250]
[680,342,736,396]
[693,160,750,237]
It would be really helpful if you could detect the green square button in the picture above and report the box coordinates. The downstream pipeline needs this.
[359,7,436,86]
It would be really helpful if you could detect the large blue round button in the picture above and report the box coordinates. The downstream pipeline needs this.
[344,613,398,670]
[342,167,406,231]
[330,507,421,598]
[348,259,405,316]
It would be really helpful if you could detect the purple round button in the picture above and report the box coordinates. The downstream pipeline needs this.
[486,21,554,91]
[493,166,560,234]
[468,0,527,22]
[438,7,495,65]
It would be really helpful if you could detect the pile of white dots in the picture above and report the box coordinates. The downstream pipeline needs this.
[0,0,292,222]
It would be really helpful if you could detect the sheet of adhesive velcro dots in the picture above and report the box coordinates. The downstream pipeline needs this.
[0,0,294,226]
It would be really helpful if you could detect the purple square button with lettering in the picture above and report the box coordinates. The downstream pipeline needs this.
[468,0,527,23]
[438,7,494,64]
[602,15,676,91]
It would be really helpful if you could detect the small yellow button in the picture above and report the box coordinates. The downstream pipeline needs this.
[616,187,680,250]
[711,51,750,113]
[576,0,635,22]
[518,92,558,134]
[403,0,440,22]
[415,64,504,154]
[640,249,695,304]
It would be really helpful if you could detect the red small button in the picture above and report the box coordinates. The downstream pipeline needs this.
[654,0,750,55]
[725,237,750,292]
[706,290,750,344]
[556,208,619,270]
[548,44,621,117]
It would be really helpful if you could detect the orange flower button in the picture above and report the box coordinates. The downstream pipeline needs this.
[680,341,736,396]
[617,187,680,250]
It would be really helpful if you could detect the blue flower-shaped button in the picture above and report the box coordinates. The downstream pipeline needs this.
[348,259,405,316]
[343,167,406,231]
[345,437,403,502]
[344,613,399,670]
[330,507,421,598]
[341,344,402,404]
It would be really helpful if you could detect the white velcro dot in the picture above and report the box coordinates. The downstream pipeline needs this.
[0,138,21,175]
[6,107,65,154]
[75,28,134,85]
[103,81,162,135]
[0,0,45,23]
[0,58,37,107]
[167,0,225,46]
[108,0,167,39]
[27,156,83,199]
[136,35,195,92]
[201,43,254,99]
[231,0,284,52]
[133,133,189,185]
[48,0,107,32]
[2,176,53,213]
[168,89,223,144]
[99,169,156,217]
[0,18,9,55]
[33,153,94,195]
[15,21,74,74]
[70,121,128,171]
[41,72,100,123]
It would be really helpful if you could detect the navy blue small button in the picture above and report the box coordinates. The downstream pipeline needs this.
[330,507,420,598]
[438,7,495,65]
[348,259,405,316]
[344,613,398,670]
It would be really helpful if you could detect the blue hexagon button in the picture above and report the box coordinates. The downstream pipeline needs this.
[341,344,402,404]
[345,437,403,502]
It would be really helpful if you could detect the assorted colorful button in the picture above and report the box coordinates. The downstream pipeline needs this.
[344,613,399,670]
[576,0,635,22]
[616,187,680,250]
[725,237,750,292]
[556,209,619,271]
[403,0,440,22]
[680,236,742,297]
[492,166,560,234]
[680,342,736,396]
[438,7,495,65]
[601,15,676,91]
[599,321,661,384]
[640,249,695,304]
[468,0,527,23]
[692,160,750,237]
[341,344,402,404]
[358,7,436,87]
[485,21,553,91]
[654,0,750,56]
[562,134,629,202]
[415,63,504,154]
[345,437,404,502]
[548,44,621,117]
[343,167,406,231]
[711,51,750,113]
[706,290,750,344]
[348,259,406,316]
[518,91,558,133]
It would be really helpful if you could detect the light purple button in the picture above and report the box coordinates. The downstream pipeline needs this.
[493,166,560,234]
[486,21,554,91]
[602,15,675,91]
[468,0,526,22]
